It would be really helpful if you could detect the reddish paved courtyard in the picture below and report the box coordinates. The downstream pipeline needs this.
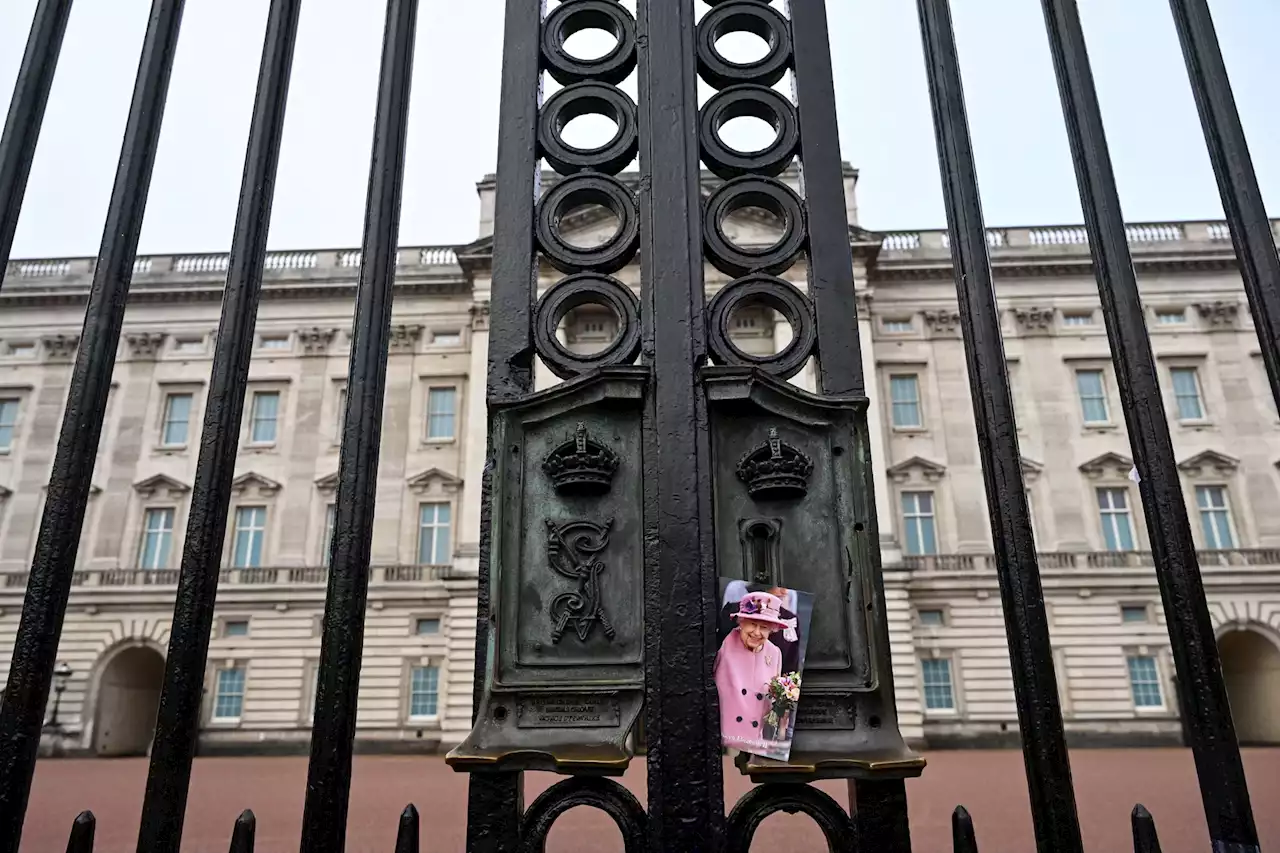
[15,749,1279,852]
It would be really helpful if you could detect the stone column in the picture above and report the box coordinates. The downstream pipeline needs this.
[858,291,898,559]
[455,301,490,575]
[372,324,420,564]
[276,327,338,565]
[774,314,817,393]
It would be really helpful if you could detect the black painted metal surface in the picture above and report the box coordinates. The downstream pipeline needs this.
[915,1,1083,850]
[725,783,854,853]
[227,811,255,853]
[636,0,724,849]
[394,806,419,853]
[134,4,302,850]
[0,0,73,284]
[65,812,95,853]
[951,806,978,853]
[1132,805,1164,853]
[0,2,187,848]
[299,0,418,849]
[1038,1,1258,849]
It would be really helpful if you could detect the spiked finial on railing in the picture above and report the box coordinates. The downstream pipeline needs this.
[952,806,979,853]
[394,804,419,853]
[1131,805,1163,853]
[228,809,256,853]
[65,811,95,853]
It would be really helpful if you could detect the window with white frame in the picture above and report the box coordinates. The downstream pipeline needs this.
[917,608,945,628]
[882,318,913,333]
[415,617,441,636]
[161,392,193,446]
[222,619,249,637]
[173,336,205,353]
[231,506,267,568]
[258,334,290,351]
[248,391,280,444]
[1195,485,1235,549]
[1062,311,1095,327]
[1126,654,1164,708]
[425,387,457,441]
[889,374,922,428]
[920,657,955,711]
[212,666,246,721]
[432,330,462,347]
[1120,604,1149,624]
[6,343,34,358]
[321,503,336,567]
[1096,488,1136,552]
[1170,367,1206,420]
[417,502,452,565]
[1075,369,1110,424]
[1154,308,1186,325]
[408,664,439,719]
[901,491,937,556]
[138,507,175,569]
[0,398,19,451]
[334,386,347,440]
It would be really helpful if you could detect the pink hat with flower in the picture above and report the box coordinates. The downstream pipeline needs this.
[732,591,798,641]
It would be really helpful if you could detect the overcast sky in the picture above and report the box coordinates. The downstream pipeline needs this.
[1,0,1276,259]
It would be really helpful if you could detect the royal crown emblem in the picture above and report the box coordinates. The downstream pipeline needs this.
[542,422,620,496]
[736,427,814,500]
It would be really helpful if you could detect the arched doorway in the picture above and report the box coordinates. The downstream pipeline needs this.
[92,644,165,756]
[1218,628,1280,745]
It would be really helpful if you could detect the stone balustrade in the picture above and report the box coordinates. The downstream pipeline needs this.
[879,218,1280,257]
[3,245,458,282]
[901,547,1280,572]
[0,564,460,591]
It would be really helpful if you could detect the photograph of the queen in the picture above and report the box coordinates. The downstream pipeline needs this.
[714,587,811,761]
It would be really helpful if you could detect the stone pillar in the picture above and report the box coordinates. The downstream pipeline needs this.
[775,314,817,393]
[455,301,491,574]
[372,324,420,564]
[858,292,899,558]
[276,329,338,565]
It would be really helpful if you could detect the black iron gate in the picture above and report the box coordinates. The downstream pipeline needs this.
[0,0,1273,851]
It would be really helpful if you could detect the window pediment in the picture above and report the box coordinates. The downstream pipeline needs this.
[1177,450,1239,478]
[1079,452,1134,480]
[230,471,282,498]
[407,468,464,496]
[315,472,339,495]
[887,456,947,485]
[133,474,191,500]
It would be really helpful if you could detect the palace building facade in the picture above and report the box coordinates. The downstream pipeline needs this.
[2,166,1278,756]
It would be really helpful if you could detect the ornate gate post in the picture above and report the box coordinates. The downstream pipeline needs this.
[450,1,921,850]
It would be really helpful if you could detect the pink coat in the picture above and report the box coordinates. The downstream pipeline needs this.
[714,629,782,748]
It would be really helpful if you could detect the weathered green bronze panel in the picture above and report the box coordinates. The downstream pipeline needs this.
[705,368,923,781]
[447,369,646,775]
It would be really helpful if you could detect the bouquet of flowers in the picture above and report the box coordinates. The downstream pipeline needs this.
[763,671,802,741]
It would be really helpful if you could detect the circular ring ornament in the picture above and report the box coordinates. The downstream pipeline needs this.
[696,1,793,90]
[725,784,854,853]
[706,274,815,380]
[534,273,642,379]
[520,777,647,853]
[539,82,639,176]
[541,0,638,87]
[699,84,799,180]
[536,173,639,274]
[703,175,806,277]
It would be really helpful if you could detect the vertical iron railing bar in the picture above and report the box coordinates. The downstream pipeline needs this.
[134,2,302,849]
[1131,805,1163,853]
[463,0,542,845]
[0,0,74,286]
[65,812,95,853]
[299,0,418,848]
[393,805,419,853]
[227,810,256,853]
[1038,1,1257,848]
[852,780,911,852]
[916,1,1084,851]
[1167,0,1280,413]
[636,0,724,848]
[952,806,979,853]
[789,0,864,396]
[0,2,186,848]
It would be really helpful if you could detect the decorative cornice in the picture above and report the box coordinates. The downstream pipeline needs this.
[230,471,282,497]
[125,332,167,359]
[41,334,78,362]
[407,467,464,495]
[922,309,961,338]
[389,324,423,352]
[133,473,191,499]
[1078,452,1134,479]
[297,326,337,355]
[1177,450,1239,478]
[887,456,947,484]
[1195,301,1240,330]
[1012,306,1054,335]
